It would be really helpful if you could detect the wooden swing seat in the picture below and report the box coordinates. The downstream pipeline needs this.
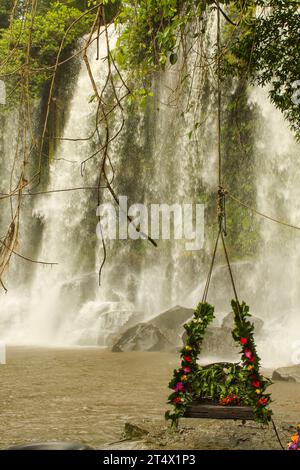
[184,398,254,420]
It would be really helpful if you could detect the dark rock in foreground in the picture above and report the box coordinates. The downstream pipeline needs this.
[124,423,149,440]
[112,323,175,352]
[8,441,93,450]
[272,365,300,383]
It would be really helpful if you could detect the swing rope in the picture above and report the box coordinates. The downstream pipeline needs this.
[196,1,286,449]
[200,0,242,316]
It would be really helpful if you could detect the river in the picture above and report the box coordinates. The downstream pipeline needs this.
[1,347,299,449]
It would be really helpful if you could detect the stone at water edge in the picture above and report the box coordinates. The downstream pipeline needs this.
[111,323,175,352]
[123,423,149,440]
[111,305,194,352]
[272,365,300,383]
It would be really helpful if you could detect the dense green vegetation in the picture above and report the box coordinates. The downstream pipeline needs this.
[1,1,298,137]
[0,2,93,101]
[223,0,300,139]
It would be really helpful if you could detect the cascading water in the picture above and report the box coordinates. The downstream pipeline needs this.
[0,30,116,344]
[0,19,299,367]
[249,88,300,366]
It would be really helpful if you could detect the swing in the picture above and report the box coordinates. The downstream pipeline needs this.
[165,236,272,425]
[165,2,272,426]
[180,227,266,422]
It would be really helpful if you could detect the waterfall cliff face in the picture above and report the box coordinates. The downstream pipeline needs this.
[0,22,300,366]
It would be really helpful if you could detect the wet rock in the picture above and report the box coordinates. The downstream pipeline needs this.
[111,323,175,352]
[150,305,194,331]
[222,312,264,333]
[272,365,300,383]
[111,305,194,352]
[149,305,194,347]
[123,423,149,440]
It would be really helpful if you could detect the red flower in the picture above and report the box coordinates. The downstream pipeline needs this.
[183,355,192,363]
[219,393,240,406]
[257,397,269,406]
[240,337,248,345]
[173,396,182,405]
[252,380,261,388]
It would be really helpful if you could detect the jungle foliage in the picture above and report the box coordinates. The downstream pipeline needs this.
[0,1,298,137]
[111,0,300,138]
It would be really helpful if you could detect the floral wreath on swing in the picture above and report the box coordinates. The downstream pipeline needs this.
[165,298,272,427]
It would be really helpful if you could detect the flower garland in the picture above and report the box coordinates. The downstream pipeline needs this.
[165,302,215,426]
[166,300,272,427]
[231,300,272,423]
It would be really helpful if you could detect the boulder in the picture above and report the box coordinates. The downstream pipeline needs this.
[150,305,194,331]
[111,305,194,352]
[272,365,300,383]
[111,323,175,352]
[222,312,264,333]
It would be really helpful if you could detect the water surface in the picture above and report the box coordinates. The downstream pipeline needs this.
[1,347,299,448]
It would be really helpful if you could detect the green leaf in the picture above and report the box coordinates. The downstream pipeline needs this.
[169,52,178,65]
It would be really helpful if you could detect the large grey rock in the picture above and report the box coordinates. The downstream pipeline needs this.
[222,312,264,333]
[111,305,194,352]
[150,305,194,330]
[112,323,175,352]
[272,365,300,383]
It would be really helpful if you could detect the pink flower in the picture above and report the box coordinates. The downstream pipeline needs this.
[183,367,191,374]
[174,382,185,392]
[244,348,253,360]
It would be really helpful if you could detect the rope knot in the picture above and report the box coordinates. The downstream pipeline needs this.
[217,186,227,236]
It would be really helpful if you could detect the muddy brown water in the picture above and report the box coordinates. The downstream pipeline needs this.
[0,347,299,448]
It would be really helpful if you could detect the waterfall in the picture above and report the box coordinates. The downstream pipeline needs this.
[0,30,115,344]
[0,20,299,367]
[249,88,300,367]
